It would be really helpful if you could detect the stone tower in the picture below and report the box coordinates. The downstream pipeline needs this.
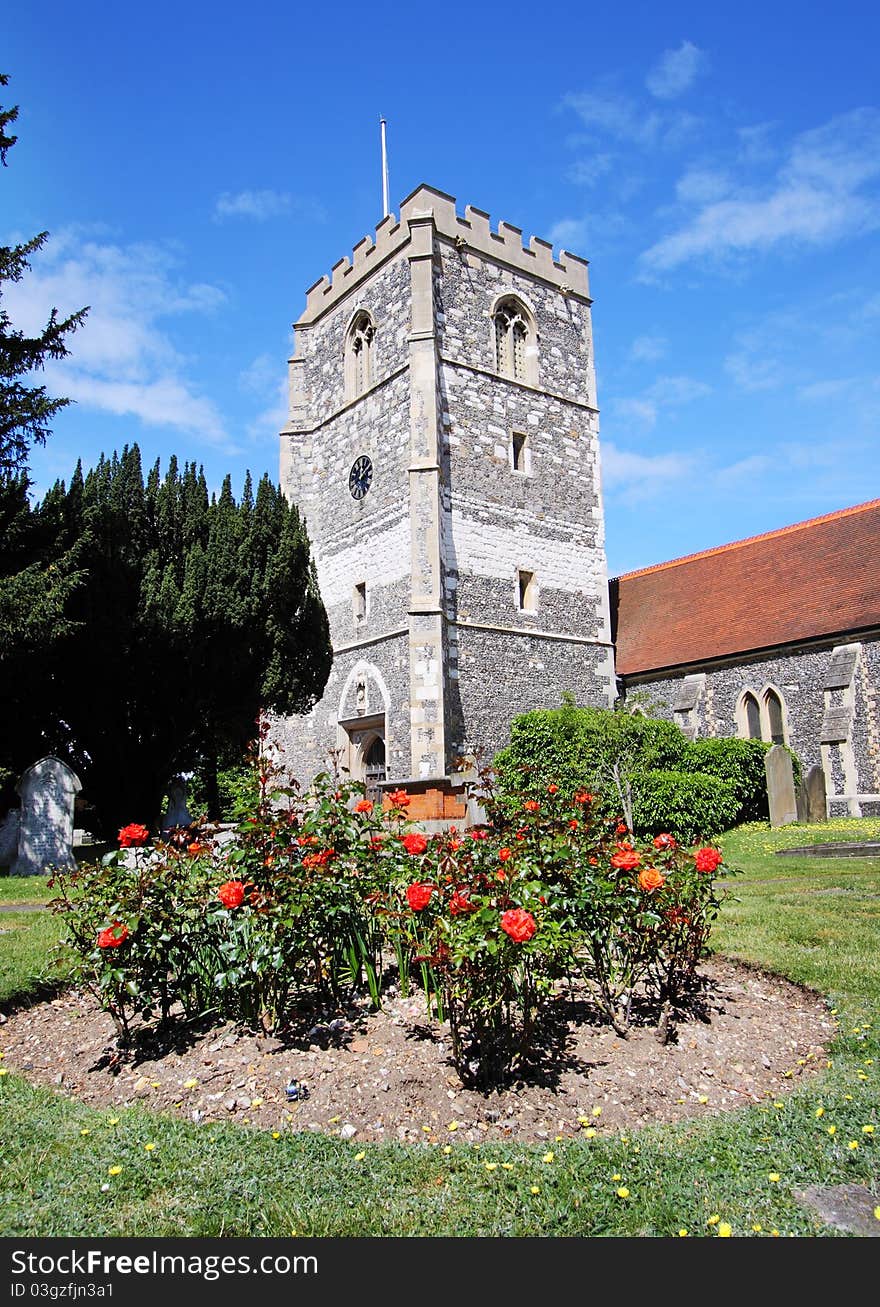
[276,185,615,794]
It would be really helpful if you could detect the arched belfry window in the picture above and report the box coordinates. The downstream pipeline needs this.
[344,310,376,400]
[492,296,537,385]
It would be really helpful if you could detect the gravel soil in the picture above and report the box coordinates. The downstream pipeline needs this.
[0,956,835,1146]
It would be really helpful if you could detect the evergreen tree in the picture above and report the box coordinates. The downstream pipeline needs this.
[5,447,332,835]
[0,74,88,477]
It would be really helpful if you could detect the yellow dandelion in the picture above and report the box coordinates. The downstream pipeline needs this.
[815,1107,825,1118]
[698,1095,709,1104]
[144,1142,156,1152]
[717,1223,732,1237]
[773,1101,784,1109]
[616,1187,630,1199]
[251,1098,263,1108]
[707,1214,720,1226]
[0,1069,9,1077]
[847,1140,859,1151]
[442,1145,452,1155]
[827,1125,837,1135]
[484,1162,498,1172]
[857,1072,869,1081]
[583,1128,597,1139]
[354,1151,366,1162]
[79,1128,91,1136]
[844,1094,853,1101]
[752,1224,763,1232]
[501,1162,514,1170]
[328,1115,340,1124]
[592,1106,602,1117]
[577,1116,590,1126]
[107,1117,119,1126]
[874,1206,880,1221]
[107,1166,122,1176]
[612,1173,622,1181]
[150,1081,160,1089]
[862,1124,875,1134]
[447,1121,459,1132]
[768,1173,780,1183]
[865,1059,875,1067]
[678,1229,688,1237]
[530,1186,540,1195]
[542,1151,555,1164]
[422,1125,432,1133]
[271,1132,281,1140]
[620,1135,629,1144]
[555,1135,564,1142]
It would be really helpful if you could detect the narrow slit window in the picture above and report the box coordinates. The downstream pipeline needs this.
[518,569,536,612]
[743,692,761,739]
[353,581,366,621]
[765,689,785,744]
[511,431,528,472]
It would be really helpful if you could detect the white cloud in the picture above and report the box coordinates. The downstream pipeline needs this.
[613,397,658,429]
[630,334,668,363]
[567,153,616,187]
[724,350,784,392]
[3,229,233,450]
[610,373,710,430]
[600,441,695,502]
[214,189,293,221]
[646,41,705,101]
[675,168,732,205]
[640,108,880,273]
[213,190,327,223]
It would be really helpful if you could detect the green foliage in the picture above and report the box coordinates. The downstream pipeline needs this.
[49,748,736,1085]
[186,762,260,822]
[680,736,771,823]
[630,770,741,844]
[493,703,686,814]
[0,447,332,832]
[0,74,88,477]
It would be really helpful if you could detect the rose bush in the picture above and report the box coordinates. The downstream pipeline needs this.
[49,739,736,1080]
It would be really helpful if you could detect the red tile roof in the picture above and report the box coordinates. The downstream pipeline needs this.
[613,499,880,676]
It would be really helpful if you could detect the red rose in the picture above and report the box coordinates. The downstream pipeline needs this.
[610,847,641,870]
[370,835,385,851]
[654,832,677,850]
[402,832,428,856]
[388,788,411,808]
[500,908,537,943]
[118,823,150,848]
[449,888,477,915]
[616,822,629,836]
[694,847,723,874]
[637,867,666,893]
[297,834,318,846]
[355,799,374,814]
[498,847,512,862]
[523,800,541,813]
[217,880,246,908]
[97,921,129,949]
[187,841,210,856]
[406,882,433,911]
[574,791,593,805]
[546,783,558,795]
[447,838,462,852]
[568,819,578,830]
[469,828,488,841]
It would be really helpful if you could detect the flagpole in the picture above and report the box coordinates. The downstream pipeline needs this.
[380,117,389,218]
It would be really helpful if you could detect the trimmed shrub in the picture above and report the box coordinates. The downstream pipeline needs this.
[679,737,771,824]
[493,704,687,812]
[630,770,740,845]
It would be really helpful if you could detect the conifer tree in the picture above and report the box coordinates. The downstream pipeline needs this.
[0,74,88,477]
[2,447,332,834]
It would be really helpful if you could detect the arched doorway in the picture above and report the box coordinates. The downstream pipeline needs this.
[363,734,387,804]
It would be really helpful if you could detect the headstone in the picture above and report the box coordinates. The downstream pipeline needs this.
[0,809,21,868]
[803,764,828,823]
[765,744,798,828]
[161,778,192,830]
[11,756,82,876]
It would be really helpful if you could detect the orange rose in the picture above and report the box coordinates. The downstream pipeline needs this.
[637,866,665,893]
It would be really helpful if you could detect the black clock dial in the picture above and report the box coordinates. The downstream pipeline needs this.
[349,455,373,500]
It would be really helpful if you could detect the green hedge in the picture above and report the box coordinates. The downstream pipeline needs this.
[630,769,741,844]
[679,737,771,823]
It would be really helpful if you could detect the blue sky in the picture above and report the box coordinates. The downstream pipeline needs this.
[4,0,879,575]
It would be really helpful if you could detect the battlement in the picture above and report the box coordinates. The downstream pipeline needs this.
[299,184,590,323]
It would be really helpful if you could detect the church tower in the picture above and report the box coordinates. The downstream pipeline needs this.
[277,185,615,794]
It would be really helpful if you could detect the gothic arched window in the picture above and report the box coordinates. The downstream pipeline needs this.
[765,688,786,745]
[743,691,761,739]
[492,296,536,384]
[344,310,376,400]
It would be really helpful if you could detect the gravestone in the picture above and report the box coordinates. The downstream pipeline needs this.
[0,809,21,868]
[803,764,828,823]
[161,778,192,830]
[765,744,798,828]
[11,756,82,876]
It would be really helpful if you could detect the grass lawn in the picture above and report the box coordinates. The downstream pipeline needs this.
[0,820,878,1238]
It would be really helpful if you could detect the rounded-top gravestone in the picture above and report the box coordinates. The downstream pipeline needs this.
[11,756,82,877]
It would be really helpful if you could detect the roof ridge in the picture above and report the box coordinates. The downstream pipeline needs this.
[615,498,880,581]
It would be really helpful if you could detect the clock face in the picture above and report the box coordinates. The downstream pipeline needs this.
[349,454,373,500]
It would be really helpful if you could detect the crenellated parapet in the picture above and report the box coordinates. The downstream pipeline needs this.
[298,184,590,324]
